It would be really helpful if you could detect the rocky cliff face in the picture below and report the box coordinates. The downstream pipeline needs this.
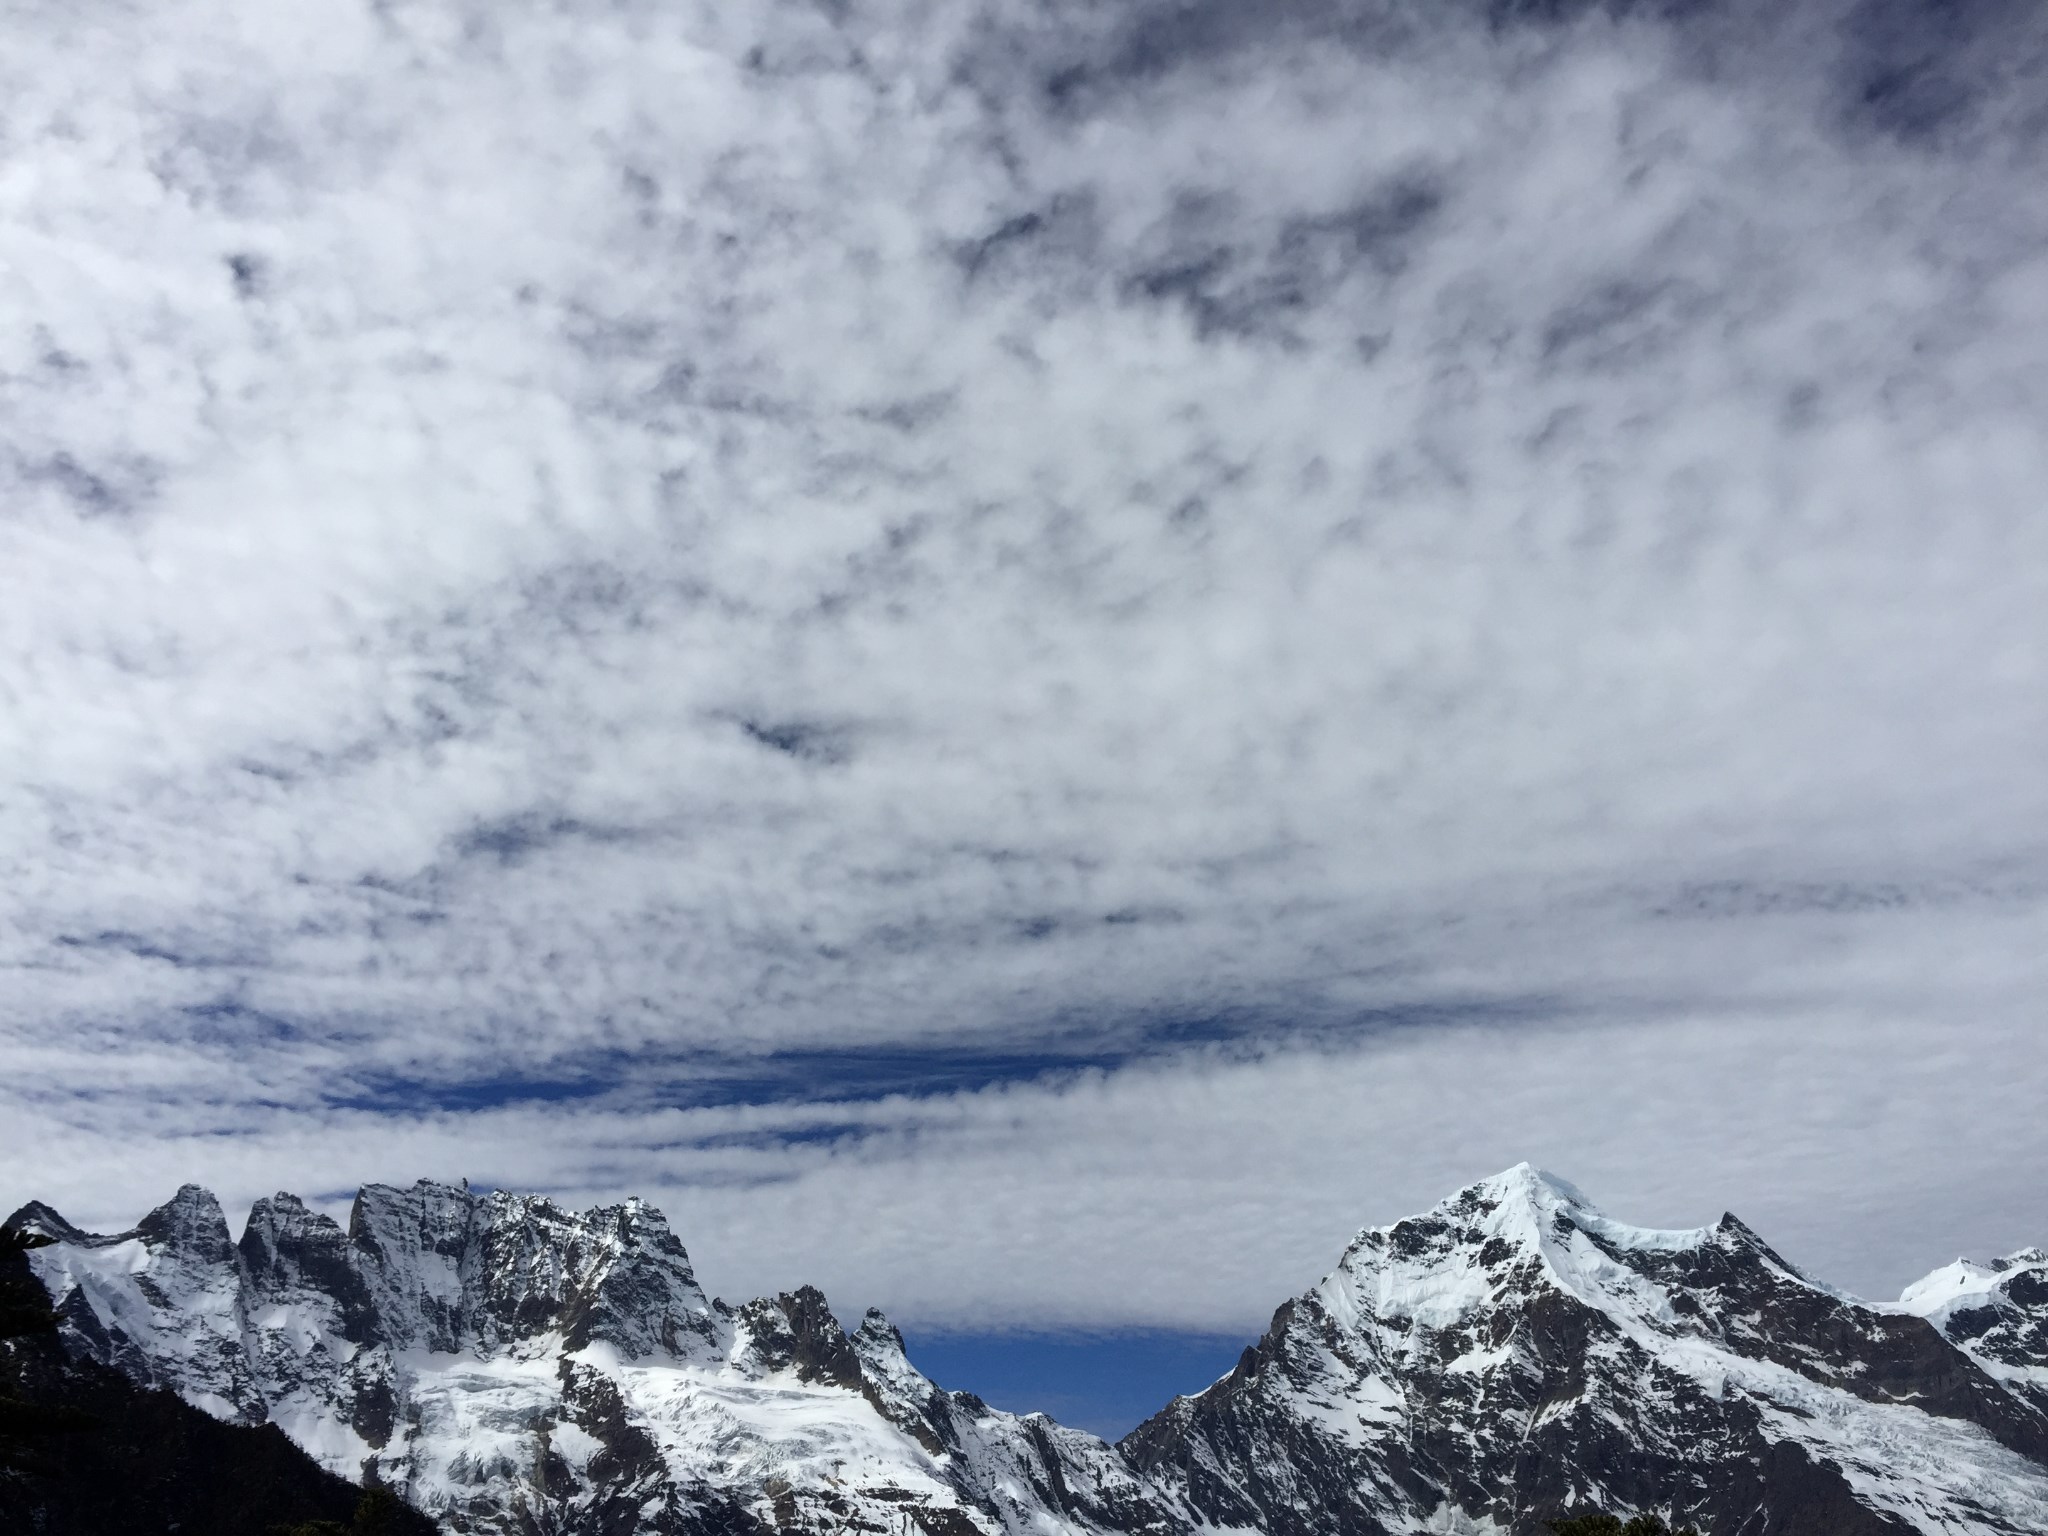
[12,1167,2048,1535]
[1123,1166,2048,1536]
[12,1178,1173,1536]
[1899,1247,2048,1422]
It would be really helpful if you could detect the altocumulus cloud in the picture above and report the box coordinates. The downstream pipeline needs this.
[1,0,2044,1330]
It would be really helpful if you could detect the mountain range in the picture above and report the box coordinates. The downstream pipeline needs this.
[8,1164,2047,1535]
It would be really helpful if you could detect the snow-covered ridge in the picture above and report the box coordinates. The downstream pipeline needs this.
[1900,1248,2048,1318]
[12,1177,1178,1536]
[12,1168,2048,1536]
[1129,1163,2048,1536]
[1896,1246,2048,1417]
[1321,1162,1731,1335]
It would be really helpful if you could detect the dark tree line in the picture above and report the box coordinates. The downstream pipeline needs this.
[0,1224,434,1536]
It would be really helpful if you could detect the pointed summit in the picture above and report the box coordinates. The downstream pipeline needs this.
[4,1199,91,1245]
[1463,1161,1591,1208]
[134,1183,236,1267]
[1334,1164,1718,1306]
[1449,1163,1713,1250]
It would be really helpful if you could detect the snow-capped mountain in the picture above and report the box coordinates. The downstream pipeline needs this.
[1125,1165,2048,1536]
[11,1167,2048,1535]
[1899,1246,2048,1422]
[10,1179,1180,1536]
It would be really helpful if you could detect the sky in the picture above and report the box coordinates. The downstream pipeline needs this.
[2,0,2046,1438]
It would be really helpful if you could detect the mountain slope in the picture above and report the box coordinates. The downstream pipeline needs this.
[1899,1247,2048,1422]
[12,1179,1182,1536]
[12,1168,2048,1536]
[0,1224,437,1536]
[1122,1165,2048,1536]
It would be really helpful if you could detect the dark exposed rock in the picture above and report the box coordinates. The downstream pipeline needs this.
[0,1233,436,1536]
[1124,1166,2048,1536]
[733,1286,867,1389]
[12,1169,2048,1535]
[243,1192,383,1345]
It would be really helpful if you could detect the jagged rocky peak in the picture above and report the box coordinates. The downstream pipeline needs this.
[1326,1159,1898,1361]
[6,1199,87,1244]
[732,1283,867,1388]
[133,1181,239,1265]
[850,1304,924,1392]
[1130,1164,2048,1536]
[11,1182,267,1424]
[241,1190,381,1346]
[14,1177,727,1372]
[12,1182,239,1265]
[16,1168,2048,1536]
[338,1177,721,1358]
[344,1178,482,1352]
[557,1194,724,1358]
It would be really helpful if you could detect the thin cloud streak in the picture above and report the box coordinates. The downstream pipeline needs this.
[7,932,2045,1331]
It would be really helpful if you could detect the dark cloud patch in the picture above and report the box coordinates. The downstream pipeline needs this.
[1122,178,1446,341]
[54,930,212,969]
[327,1072,615,1115]
[1540,278,1714,371]
[1027,0,1425,112]
[661,1167,803,1191]
[1100,906,1186,927]
[736,717,856,766]
[1657,879,1919,919]
[1005,0,1721,117]
[178,1000,304,1049]
[291,992,1582,1122]
[320,1046,1124,1115]
[1648,869,2044,920]
[1832,0,2048,145]
[998,0,2048,178]
[1283,180,1446,281]
[224,252,267,300]
[17,451,158,520]
[856,392,957,433]
[955,195,1101,287]
[687,1121,877,1152]
[450,813,640,867]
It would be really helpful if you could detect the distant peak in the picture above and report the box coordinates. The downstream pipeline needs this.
[135,1183,235,1264]
[1340,1166,1723,1281]
[1454,1166,1728,1249]
[1460,1162,1595,1210]
[1900,1245,2048,1312]
[4,1199,85,1241]
[854,1307,910,1358]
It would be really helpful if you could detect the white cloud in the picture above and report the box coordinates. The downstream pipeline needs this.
[1,0,2044,1328]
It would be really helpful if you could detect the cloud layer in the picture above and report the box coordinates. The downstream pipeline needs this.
[2,0,2044,1328]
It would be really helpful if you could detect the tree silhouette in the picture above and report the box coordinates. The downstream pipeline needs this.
[1,1224,91,1463]
[0,1226,59,1340]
